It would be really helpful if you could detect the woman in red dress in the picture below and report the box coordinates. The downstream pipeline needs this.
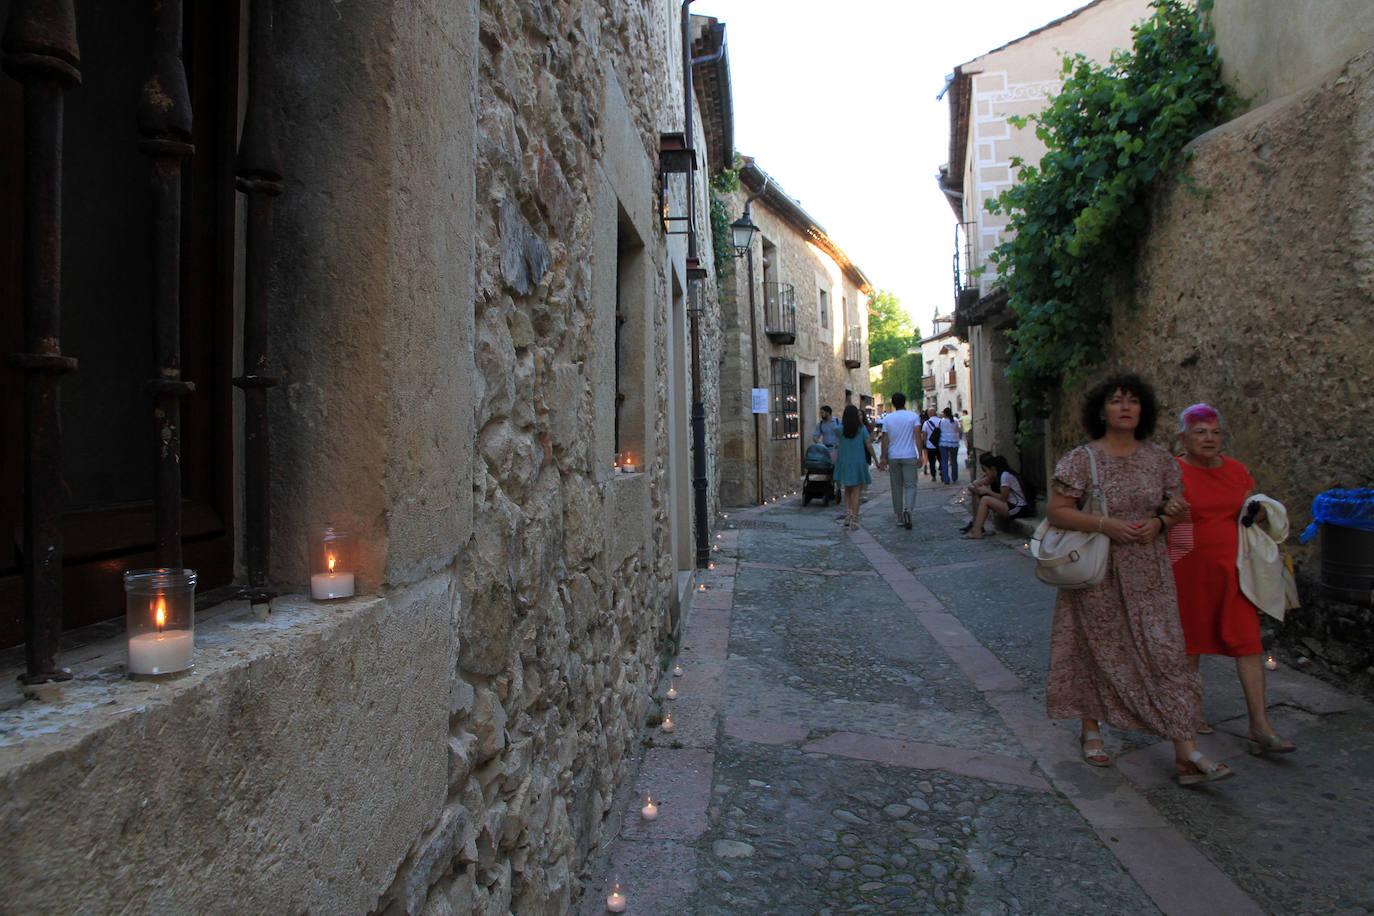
[1171,403,1295,755]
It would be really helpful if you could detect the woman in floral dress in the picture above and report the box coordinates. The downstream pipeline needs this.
[1044,375,1233,786]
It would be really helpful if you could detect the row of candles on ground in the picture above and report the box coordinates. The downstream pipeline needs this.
[605,658,687,912]
[123,527,359,678]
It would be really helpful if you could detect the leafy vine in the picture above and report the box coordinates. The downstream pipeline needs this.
[986,0,1236,425]
[709,167,740,295]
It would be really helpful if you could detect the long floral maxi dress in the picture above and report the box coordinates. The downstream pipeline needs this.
[1045,443,1202,740]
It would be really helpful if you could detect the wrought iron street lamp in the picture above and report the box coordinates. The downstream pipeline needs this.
[731,206,758,255]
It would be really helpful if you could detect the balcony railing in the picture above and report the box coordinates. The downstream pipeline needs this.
[922,374,936,391]
[763,282,796,344]
[953,221,980,312]
[843,326,863,369]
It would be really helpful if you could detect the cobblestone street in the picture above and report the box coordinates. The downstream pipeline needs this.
[584,472,1374,915]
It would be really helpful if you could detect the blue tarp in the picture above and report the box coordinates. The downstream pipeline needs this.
[1299,488,1374,543]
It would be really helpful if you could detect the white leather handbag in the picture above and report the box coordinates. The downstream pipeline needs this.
[1030,446,1110,589]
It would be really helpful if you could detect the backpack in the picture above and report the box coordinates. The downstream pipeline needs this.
[927,418,941,447]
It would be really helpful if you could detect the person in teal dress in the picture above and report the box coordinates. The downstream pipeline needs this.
[835,404,875,530]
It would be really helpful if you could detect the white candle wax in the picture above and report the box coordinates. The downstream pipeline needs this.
[606,887,627,913]
[660,715,675,733]
[666,684,678,700]
[128,630,194,675]
[673,664,683,677]
[641,798,658,820]
[311,571,356,600]
[621,464,637,474]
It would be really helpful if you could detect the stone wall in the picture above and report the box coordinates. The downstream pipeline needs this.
[1048,48,1374,664]
[718,186,872,506]
[0,1,726,913]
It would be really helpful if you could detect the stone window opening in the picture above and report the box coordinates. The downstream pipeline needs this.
[613,207,647,468]
[769,358,799,440]
[819,287,830,329]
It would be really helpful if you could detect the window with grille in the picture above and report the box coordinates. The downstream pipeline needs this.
[769,358,799,440]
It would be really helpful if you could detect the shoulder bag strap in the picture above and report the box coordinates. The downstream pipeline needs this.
[1083,446,1109,518]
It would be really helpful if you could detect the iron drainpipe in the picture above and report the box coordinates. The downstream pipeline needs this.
[682,0,711,566]
[740,178,769,506]
[233,0,283,606]
[3,0,82,684]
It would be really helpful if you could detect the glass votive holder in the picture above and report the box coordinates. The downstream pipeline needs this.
[124,568,196,677]
[311,526,356,600]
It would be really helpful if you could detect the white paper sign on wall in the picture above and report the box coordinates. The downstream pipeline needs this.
[751,388,769,414]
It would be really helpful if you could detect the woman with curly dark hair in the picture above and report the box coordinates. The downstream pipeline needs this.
[1044,374,1232,787]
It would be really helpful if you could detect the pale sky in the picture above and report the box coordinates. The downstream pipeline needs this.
[692,0,1092,336]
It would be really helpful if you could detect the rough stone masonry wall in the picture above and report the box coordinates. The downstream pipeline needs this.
[717,187,872,505]
[0,2,713,915]
[1049,49,1374,663]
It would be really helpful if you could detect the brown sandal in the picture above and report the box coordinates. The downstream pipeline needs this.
[1247,733,1296,755]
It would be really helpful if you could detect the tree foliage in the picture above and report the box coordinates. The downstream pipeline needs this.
[987,0,1236,422]
[872,353,925,408]
[866,289,918,366]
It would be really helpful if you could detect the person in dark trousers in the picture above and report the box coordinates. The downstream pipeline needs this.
[921,408,941,482]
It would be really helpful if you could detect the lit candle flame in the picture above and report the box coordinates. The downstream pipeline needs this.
[327,553,336,574]
[154,595,167,633]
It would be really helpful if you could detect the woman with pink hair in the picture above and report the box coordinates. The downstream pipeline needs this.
[1172,403,1295,755]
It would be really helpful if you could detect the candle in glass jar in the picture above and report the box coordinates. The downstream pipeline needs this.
[641,795,659,820]
[666,682,678,700]
[127,596,194,675]
[606,883,627,913]
[1265,654,1278,671]
[673,663,683,677]
[311,552,356,600]
[660,713,675,733]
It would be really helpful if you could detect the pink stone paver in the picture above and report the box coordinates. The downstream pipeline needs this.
[854,519,1265,916]
[722,716,810,746]
[799,730,1051,792]
[623,747,715,841]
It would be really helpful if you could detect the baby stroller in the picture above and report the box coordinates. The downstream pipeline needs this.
[801,443,836,507]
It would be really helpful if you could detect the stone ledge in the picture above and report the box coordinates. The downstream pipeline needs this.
[0,583,452,913]
[0,593,384,761]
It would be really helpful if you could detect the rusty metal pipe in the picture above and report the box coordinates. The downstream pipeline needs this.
[139,0,195,569]
[4,0,82,684]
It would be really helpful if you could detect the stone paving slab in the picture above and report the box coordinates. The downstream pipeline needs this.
[687,737,1158,915]
[623,747,715,842]
[727,565,1024,757]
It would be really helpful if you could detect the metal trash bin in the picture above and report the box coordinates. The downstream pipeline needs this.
[1301,489,1374,605]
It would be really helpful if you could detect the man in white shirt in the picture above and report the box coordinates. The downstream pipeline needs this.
[878,392,923,529]
[921,408,941,482]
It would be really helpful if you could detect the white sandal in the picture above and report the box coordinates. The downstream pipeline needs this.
[1080,730,1110,767]
[1176,750,1234,786]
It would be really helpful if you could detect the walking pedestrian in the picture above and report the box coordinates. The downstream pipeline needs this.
[921,408,941,482]
[961,409,973,469]
[961,454,1030,538]
[833,404,874,531]
[878,392,923,530]
[939,407,961,484]
[1170,402,1295,754]
[1044,374,1232,787]
[813,405,842,502]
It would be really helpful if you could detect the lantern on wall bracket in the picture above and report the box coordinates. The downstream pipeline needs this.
[659,131,696,239]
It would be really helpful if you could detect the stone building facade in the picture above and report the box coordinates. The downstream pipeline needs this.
[0,1,735,913]
[718,159,873,506]
[938,0,1152,482]
[1046,39,1374,669]
[917,314,973,418]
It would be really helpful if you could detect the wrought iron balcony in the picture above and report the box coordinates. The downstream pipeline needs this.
[953,221,980,312]
[843,326,863,369]
[763,282,796,344]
